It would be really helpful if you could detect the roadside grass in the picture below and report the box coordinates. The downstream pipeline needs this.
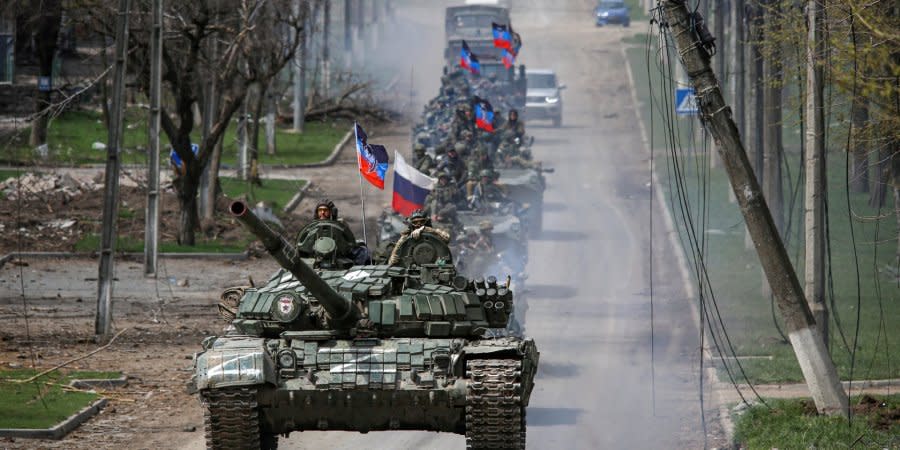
[624,40,900,383]
[219,177,306,211]
[733,394,900,449]
[73,234,248,254]
[0,369,120,429]
[4,109,347,167]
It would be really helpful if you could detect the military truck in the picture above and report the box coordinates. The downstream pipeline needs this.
[191,201,539,449]
[444,4,510,43]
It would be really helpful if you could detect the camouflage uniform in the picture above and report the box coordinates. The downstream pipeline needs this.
[388,210,451,265]
[423,173,461,216]
[413,143,434,174]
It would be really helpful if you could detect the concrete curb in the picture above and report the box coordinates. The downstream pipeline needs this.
[0,251,249,270]
[0,128,354,171]
[69,375,129,390]
[294,128,354,168]
[283,180,314,214]
[0,398,108,440]
[621,44,735,440]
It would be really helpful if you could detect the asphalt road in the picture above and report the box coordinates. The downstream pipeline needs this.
[268,1,718,449]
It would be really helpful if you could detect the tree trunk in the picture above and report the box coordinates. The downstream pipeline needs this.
[266,90,277,155]
[249,83,266,186]
[28,0,62,148]
[762,0,783,235]
[176,175,200,246]
[850,98,869,193]
[869,138,890,208]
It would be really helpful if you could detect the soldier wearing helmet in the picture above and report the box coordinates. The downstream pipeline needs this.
[468,169,507,210]
[424,171,461,216]
[387,209,451,265]
[502,109,525,141]
[451,103,475,142]
[465,146,495,198]
[413,143,434,173]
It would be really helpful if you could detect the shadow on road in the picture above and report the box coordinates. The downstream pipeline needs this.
[527,407,583,426]
[534,230,589,241]
[526,284,578,300]
[537,362,581,378]
[541,201,567,213]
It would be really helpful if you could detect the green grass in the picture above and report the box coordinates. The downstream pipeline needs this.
[219,177,307,211]
[0,369,119,429]
[5,109,347,166]
[625,38,900,383]
[733,395,900,449]
[73,234,248,254]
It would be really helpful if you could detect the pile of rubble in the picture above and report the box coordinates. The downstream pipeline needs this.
[0,172,96,201]
[0,171,152,201]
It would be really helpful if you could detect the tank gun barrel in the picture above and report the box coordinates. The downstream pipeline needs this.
[229,201,359,326]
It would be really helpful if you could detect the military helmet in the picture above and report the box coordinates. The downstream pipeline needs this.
[413,142,426,152]
[408,209,431,228]
[479,169,494,179]
[314,198,338,220]
[454,141,467,152]
[479,220,494,231]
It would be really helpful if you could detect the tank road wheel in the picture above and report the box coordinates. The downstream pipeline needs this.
[465,359,526,449]
[201,387,277,450]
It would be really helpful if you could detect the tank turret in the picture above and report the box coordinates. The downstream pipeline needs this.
[229,201,359,326]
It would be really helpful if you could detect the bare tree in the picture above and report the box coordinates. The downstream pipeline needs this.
[22,0,62,148]
[112,0,306,244]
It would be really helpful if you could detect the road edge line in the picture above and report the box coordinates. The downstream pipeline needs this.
[620,42,735,442]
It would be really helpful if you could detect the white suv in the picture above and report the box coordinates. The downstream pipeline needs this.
[525,69,565,127]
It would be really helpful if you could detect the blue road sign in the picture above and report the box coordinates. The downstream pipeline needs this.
[675,87,698,116]
[38,76,52,92]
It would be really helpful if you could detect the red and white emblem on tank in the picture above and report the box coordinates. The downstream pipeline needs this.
[277,295,294,315]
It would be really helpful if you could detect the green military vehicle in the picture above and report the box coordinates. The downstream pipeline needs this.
[496,168,546,237]
[191,201,539,449]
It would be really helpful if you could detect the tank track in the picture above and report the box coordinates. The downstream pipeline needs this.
[201,387,277,449]
[465,359,526,449]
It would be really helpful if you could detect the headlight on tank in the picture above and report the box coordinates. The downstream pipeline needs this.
[545,96,560,104]
[278,350,296,369]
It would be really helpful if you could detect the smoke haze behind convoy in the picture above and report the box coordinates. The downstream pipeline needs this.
[271,1,722,448]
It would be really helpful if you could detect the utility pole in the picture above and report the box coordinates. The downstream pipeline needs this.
[237,103,248,180]
[293,0,306,132]
[804,0,827,345]
[659,0,849,416]
[344,0,353,68]
[199,36,218,221]
[96,0,131,337]
[144,0,162,277]
[745,1,764,250]
[322,0,331,98]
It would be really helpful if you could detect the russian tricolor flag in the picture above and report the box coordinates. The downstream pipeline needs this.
[460,40,481,75]
[473,97,494,132]
[355,123,389,190]
[392,151,435,216]
[492,22,512,51]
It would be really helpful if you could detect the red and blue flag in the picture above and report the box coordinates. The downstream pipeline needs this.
[473,97,494,132]
[492,22,512,51]
[354,123,389,190]
[459,41,481,75]
[501,49,515,69]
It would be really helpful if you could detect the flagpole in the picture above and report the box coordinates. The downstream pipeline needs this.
[357,167,368,251]
[353,122,369,250]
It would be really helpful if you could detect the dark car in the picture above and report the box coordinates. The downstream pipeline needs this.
[595,0,630,27]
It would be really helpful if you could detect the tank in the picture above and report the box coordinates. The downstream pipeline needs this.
[190,201,539,449]
[496,168,547,237]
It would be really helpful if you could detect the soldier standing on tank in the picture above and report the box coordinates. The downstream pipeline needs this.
[387,210,451,265]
